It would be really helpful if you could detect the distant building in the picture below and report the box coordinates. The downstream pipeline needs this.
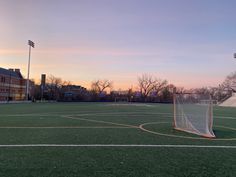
[61,85,87,101]
[111,90,129,95]
[111,89,133,102]
[0,67,34,101]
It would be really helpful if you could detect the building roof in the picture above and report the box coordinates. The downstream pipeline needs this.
[0,67,23,79]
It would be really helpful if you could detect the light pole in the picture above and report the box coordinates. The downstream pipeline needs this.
[234,53,236,59]
[26,40,35,100]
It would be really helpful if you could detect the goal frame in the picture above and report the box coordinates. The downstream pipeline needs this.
[173,88,215,138]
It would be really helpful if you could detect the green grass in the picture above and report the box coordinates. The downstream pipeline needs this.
[0,102,235,177]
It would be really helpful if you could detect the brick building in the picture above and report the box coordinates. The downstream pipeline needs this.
[0,67,33,101]
[61,85,87,101]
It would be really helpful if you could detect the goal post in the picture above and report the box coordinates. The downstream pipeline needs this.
[173,88,215,138]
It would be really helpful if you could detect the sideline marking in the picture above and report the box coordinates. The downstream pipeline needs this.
[139,122,236,141]
[108,103,155,107]
[61,115,138,128]
[0,112,170,117]
[0,126,135,129]
[215,125,236,131]
[0,144,235,148]
[1,112,236,120]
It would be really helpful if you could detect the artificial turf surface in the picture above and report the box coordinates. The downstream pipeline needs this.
[0,102,235,177]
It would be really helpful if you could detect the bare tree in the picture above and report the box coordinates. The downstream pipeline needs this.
[175,86,185,93]
[193,87,211,95]
[91,79,113,94]
[222,71,236,92]
[62,80,72,87]
[46,75,64,100]
[138,74,167,101]
[161,84,176,102]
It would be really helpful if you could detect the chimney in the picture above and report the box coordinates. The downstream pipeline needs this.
[15,69,20,73]
[41,74,46,86]
[9,68,14,72]
[14,69,23,78]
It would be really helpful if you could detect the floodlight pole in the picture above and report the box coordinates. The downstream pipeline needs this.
[234,53,236,59]
[26,40,34,100]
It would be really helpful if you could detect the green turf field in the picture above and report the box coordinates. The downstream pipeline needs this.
[0,102,235,177]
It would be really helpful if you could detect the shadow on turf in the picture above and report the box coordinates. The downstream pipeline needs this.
[213,129,235,138]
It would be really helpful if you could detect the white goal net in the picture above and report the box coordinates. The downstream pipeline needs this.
[173,93,215,138]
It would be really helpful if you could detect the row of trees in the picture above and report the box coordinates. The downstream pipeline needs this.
[33,75,72,101]
[187,72,236,102]
[32,72,236,103]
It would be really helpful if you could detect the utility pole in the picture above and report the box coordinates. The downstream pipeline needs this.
[26,40,35,100]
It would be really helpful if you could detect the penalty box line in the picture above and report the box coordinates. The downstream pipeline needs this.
[0,144,235,148]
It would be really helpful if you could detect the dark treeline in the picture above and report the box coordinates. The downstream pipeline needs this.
[31,72,236,103]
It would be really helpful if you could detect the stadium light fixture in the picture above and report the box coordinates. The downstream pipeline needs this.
[26,40,35,100]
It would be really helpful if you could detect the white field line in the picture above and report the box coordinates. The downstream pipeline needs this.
[0,126,135,129]
[139,122,236,141]
[215,116,236,120]
[61,115,138,128]
[0,144,235,148]
[215,125,236,131]
[1,112,236,120]
[107,103,155,107]
[0,112,171,117]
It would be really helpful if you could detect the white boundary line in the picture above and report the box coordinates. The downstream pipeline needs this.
[1,112,236,120]
[0,126,135,129]
[61,115,138,128]
[0,144,235,148]
[0,112,170,117]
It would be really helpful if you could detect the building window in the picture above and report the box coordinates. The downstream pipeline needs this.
[1,77,5,83]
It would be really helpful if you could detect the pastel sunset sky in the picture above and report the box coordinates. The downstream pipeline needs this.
[0,0,236,90]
